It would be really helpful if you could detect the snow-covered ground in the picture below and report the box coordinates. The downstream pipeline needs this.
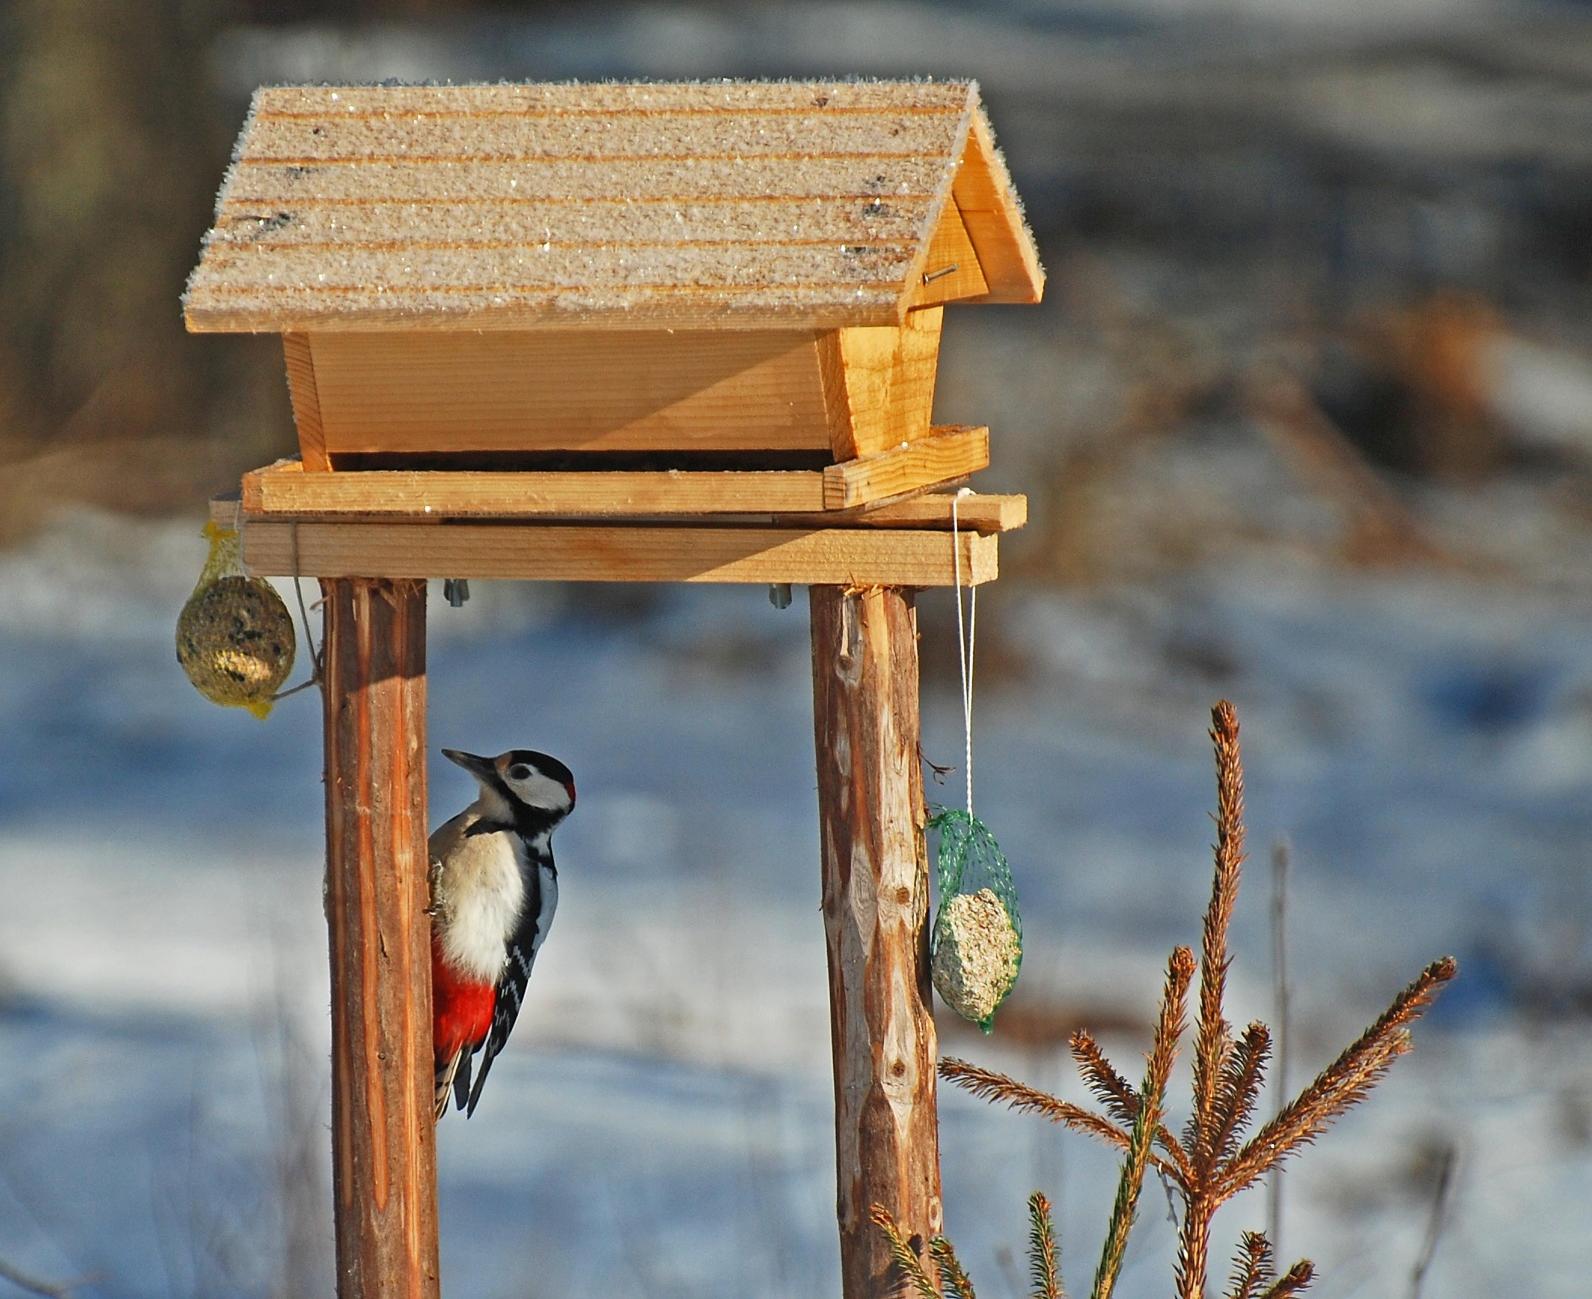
[1,509,1588,1297]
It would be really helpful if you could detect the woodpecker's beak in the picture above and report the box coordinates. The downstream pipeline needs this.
[441,749,495,781]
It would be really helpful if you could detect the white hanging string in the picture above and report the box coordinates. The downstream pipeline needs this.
[272,520,325,701]
[951,488,977,817]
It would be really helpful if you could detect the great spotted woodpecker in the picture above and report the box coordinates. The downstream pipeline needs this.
[428,747,575,1121]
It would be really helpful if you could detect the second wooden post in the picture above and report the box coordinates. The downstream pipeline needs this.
[810,584,943,1298]
[322,577,440,1299]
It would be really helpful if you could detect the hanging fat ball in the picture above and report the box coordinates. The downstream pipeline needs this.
[932,887,1022,1025]
[176,523,295,719]
[928,808,1023,1031]
[177,577,295,711]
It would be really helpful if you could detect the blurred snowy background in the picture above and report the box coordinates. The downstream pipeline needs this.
[2,1,1591,1296]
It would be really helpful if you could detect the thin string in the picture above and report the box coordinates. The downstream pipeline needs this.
[951,488,977,817]
[273,521,325,701]
[292,522,325,686]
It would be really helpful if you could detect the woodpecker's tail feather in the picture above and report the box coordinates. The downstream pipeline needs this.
[465,1045,497,1117]
[454,1049,474,1113]
[434,1050,464,1122]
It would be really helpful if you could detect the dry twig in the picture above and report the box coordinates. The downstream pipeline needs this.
[1409,1143,1457,1299]
[1267,840,1291,1252]
[0,1257,80,1299]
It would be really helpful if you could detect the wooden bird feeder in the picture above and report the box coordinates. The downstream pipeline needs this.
[185,78,1042,1298]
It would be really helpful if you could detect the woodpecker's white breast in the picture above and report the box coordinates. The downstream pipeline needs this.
[429,813,527,983]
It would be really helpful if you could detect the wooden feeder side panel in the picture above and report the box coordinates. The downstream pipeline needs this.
[236,519,1000,587]
[282,333,331,470]
[819,306,943,461]
[239,425,987,518]
[908,201,990,310]
[306,330,836,457]
[219,481,1026,531]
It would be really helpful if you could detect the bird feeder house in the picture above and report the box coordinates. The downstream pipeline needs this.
[185,78,1041,1299]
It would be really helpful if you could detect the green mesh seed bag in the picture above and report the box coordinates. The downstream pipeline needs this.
[928,807,1023,1032]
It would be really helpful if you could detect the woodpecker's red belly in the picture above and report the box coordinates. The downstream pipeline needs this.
[432,939,496,1062]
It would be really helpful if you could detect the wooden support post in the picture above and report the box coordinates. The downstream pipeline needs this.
[810,584,942,1298]
[322,578,440,1299]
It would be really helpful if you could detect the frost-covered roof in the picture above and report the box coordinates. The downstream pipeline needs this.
[183,80,1042,333]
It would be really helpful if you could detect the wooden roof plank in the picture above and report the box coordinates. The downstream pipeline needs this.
[210,199,931,247]
[254,80,976,118]
[241,112,963,165]
[217,156,953,204]
[186,288,907,334]
[192,242,917,292]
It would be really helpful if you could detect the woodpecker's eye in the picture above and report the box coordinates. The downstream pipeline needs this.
[508,764,532,781]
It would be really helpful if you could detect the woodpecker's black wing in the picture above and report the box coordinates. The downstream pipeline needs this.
[465,857,556,1116]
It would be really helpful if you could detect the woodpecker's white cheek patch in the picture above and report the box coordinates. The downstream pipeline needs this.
[437,831,526,982]
[502,768,572,816]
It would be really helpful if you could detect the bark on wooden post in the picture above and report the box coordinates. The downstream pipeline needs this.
[322,577,441,1299]
[810,584,942,1298]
